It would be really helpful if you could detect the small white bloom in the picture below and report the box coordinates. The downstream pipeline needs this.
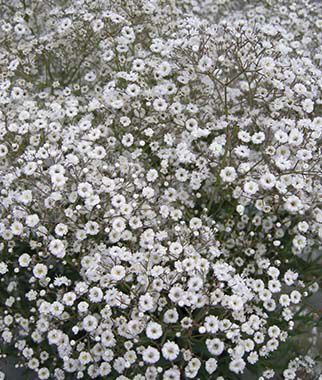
[48,239,66,258]
[19,253,31,267]
[55,223,68,236]
[220,166,237,183]
[229,358,246,374]
[260,173,276,189]
[33,263,48,279]
[26,214,40,228]
[110,265,126,281]
[162,341,180,361]
[205,358,218,374]
[302,98,314,113]
[139,294,154,312]
[206,338,224,355]
[50,301,64,317]
[146,321,163,340]
[142,346,160,364]
[11,221,24,236]
[243,181,259,195]
[77,182,93,198]
[83,315,98,332]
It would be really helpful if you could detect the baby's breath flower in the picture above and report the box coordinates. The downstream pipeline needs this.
[0,0,321,378]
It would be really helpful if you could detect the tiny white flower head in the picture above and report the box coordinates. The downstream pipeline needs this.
[19,253,32,267]
[162,341,180,361]
[33,263,48,279]
[142,346,160,364]
[220,166,237,183]
[82,315,98,332]
[110,265,126,281]
[146,321,163,340]
[48,239,66,258]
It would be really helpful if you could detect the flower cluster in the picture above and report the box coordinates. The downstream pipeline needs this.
[0,0,321,379]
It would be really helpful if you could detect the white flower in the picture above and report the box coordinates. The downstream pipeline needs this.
[101,331,116,348]
[83,315,98,332]
[162,341,180,361]
[50,301,64,317]
[169,242,183,257]
[229,358,246,374]
[51,174,66,188]
[156,61,171,77]
[198,56,213,72]
[111,194,126,208]
[62,292,77,306]
[146,169,158,182]
[99,362,112,376]
[268,325,280,338]
[261,56,275,72]
[142,186,155,198]
[292,234,307,250]
[77,182,93,198]
[0,262,9,275]
[185,358,201,377]
[206,338,224,355]
[220,166,237,183]
[290,290,301,304]
[284,195,303,213]
[126,84,140,97]
[112,217,126,233]
[89,287,103,303]
[79,351,92,365]
[139,294,154,312]
[252,132,265,144]
[168,286,184,303]
[48,239,66,258]
[142,346,160,364]
[163,309,179,324]
[122,133,134,147]
[47,329,61,345]
[274,130,288,143]
[163,368,181,380]
[0,1,321,377]
[153,98,167,112]
[189,217,202,230]
[85,221,99,235]
[302,98,314,113]
[243,181,259,195]
[288,128,303,146]
[18,190,33,204]
[204,315,219,334]
[38,367,50,380]
[146,321,163,340]
[260,173,276,189]
[205,358,218,374]
[132,58,145,72]
[110,265,126,281]
[11,221,23,236]
[26,214,40,227]
[0,144,8,157]
[33,264,48,279]
[19,253,31,267]
[55,223,68,236]
[279,294,290,307]
[11,86,24,99]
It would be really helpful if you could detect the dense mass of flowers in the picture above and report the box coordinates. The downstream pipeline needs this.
[0,0,321,379]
